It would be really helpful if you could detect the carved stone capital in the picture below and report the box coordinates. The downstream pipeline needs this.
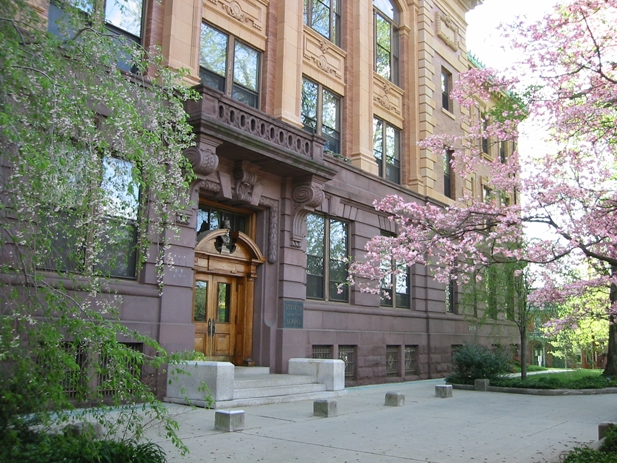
[233,162,262,205]
[184,146,219,176]
[291,180,325,248]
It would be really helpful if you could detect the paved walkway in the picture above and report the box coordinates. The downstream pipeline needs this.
[148,379,617,463]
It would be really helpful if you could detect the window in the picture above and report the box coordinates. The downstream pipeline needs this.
[200,22,261,109]
[306,213,349,302]
[481,116,489,155]
[312,345,332,359]
[44,156,139,278]
[196,205,248,236]
[338,345,356,380]
[441,68,453,112]
[444,149,453,199]
[446,280,457,313]
[49,0,144,71]
[302,77,341,155]
[386,345,400,377]
[499,141,507,163]
[373,0,399,84]
[373,117,400,183]
[304,0,341,46]
[404,346,417,375]
[380,233,410,308]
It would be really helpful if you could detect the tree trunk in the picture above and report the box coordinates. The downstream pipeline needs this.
[520,326,527,381]
[603,267,617,377]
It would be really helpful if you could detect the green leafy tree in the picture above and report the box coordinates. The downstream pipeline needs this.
[458,261,534,380]
[0,0,196,456]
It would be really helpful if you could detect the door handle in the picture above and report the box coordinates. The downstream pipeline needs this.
[207,318,216,336]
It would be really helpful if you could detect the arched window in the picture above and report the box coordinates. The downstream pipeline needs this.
[373,0,399,85]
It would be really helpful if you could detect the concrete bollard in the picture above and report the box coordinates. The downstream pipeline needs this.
[314,399,337,417]
[435,384,453,398]
[215,410,245,432]
[384,391,405,406]
[474,379,490,391]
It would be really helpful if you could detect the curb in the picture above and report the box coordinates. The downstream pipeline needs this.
[451,384,617,396]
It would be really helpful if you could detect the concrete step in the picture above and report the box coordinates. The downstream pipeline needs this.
[234,374,317,389]
[215,389,348,409]
[234,366,270,376]
[233,382,326,399]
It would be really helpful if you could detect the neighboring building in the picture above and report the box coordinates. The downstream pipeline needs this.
[42,0,519,392]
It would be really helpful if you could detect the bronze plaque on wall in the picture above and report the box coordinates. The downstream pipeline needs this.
[283,300,303,328]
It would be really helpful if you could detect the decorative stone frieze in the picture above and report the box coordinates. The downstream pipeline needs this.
[302,29,345,84]
[291,180,325,248]
[436,11,460,52]
[206,0,266,32]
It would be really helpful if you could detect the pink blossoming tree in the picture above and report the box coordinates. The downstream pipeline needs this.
[348,0,617,377]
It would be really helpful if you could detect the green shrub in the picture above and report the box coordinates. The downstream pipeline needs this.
[562,447,617,463]
[558,423,617,462]
[600,424,617,454]
[0,430,167,463]
[447,343,512,384]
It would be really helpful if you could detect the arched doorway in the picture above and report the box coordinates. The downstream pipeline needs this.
[193,229,265,365]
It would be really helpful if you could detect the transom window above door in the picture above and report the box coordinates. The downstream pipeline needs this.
[199,22,261,109]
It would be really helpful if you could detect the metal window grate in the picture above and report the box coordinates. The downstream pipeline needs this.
[338,345,356,379]
[386,346,399,377]
[404,346,417,375]
[312,345,332,359]
[97,343,142,398]
[61,341,88,399]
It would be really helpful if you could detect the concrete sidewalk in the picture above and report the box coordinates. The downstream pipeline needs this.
[148,379,617,463]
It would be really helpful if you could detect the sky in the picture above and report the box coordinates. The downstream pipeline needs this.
[465,0,561,71]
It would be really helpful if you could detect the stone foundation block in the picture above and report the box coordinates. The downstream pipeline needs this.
[435,385,453,398]
[474,379,490,391]
[314,399,337,417]
[289,358,345,391]
[215,410,245,432]
[385,391,405,406]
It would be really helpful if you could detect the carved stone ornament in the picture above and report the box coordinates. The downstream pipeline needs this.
[373,81,401,115]
[208,0,263,31]
[233,163,260,204]
[259,196,279,264]
[291,182,325,248]
[436,12,460,52]
[303,36,342,79]
[184,146,219,176]
[196,179,222,195]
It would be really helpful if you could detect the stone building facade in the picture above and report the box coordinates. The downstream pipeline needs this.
[43,0,518,389]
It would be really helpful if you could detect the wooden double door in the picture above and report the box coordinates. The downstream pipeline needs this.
[193,274,238,362]
[193,229,265,365]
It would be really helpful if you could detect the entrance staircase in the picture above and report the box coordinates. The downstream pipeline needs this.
[215,366,347,409]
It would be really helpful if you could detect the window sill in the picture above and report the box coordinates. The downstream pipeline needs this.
[441,107,455,120]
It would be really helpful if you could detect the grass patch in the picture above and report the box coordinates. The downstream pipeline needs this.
[491,369,617,389]
[511,364,548,373]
